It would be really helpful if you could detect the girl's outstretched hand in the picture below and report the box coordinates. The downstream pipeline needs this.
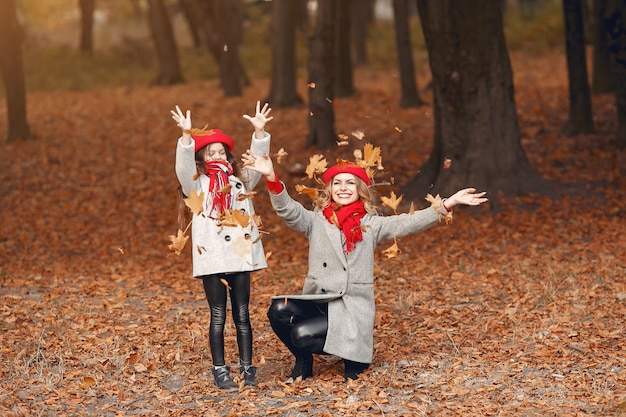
[171,105,192,132]
[243,101,273,134]
[446,188,488,209]
[242,150,276,181]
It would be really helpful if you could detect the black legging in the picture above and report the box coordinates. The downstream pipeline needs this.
[202,272,252,367]
[267,298,328,358]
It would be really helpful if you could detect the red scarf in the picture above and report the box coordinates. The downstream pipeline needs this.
[205,160,233,215]
[323,200,367,253]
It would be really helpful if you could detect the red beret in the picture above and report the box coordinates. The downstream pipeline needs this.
[322,164,371,185]
[193,129,234,153]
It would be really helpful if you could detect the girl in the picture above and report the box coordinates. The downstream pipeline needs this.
[242,151,487,381]
[171,101,272,390]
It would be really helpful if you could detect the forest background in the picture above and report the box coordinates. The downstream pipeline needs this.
[1,0,625,416]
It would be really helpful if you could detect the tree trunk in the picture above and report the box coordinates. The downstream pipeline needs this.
[605,0,626,148]
[592,0,614,94]
[266,0,303,107]
[178,0,202,48]
[351,0,373,66]
[199,0,247,96]
[563,0,595,134]
[393,0,425,108]
[147,0,184,85]
[333,0,355,98]
[0,0,31,142]
[402,0,546,201]
[79,0,95,54]
[306,0,336,149]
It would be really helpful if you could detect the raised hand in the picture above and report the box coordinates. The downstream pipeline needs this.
[243,101,273,135]
[446,188,488,208]
[242,150,276,181]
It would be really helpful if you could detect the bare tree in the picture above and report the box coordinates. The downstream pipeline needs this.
[147,0,184,85]
[402,0,547,201]
[592,0,614,94]
[563,0,595,134]
[266,0,304,107]
[0,0,31,142]
[79,0,95,54]
[393,0,425,108]
[333,0,354,98]
[180,0,248,96]
[351,0,373,66]
[605,0,626,147]
[306,0,336,148]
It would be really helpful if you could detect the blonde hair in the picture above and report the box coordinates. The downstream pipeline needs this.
[314,175,378,214]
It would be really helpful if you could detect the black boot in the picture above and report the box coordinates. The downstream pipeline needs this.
[343,359,369,380]
[212,366,238,391]
[289,355,313,380]
[240,365,257,387]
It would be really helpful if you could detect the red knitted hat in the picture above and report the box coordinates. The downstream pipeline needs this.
[193,129,234,153]
[322,164,371,185]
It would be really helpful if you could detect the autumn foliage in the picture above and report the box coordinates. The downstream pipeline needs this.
[1,52,625,416]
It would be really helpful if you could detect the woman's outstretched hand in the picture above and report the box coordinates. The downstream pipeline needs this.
[446,188,488,209]
[242,150,276,181]
[243,101,273,137]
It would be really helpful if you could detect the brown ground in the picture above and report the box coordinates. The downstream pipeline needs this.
[1,50,625,416]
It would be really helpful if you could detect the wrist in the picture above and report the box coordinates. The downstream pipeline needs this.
[443,198,452,212]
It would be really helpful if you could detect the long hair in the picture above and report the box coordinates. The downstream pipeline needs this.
[313,176,378,214]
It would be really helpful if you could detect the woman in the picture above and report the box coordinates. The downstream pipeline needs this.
[242,151,487,381]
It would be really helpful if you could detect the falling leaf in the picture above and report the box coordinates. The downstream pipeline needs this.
[408,201,415,214]
[307,82,316,89]
[220,278,231,289]
[232,235,252,258]
[443,158,452,169]
[351,130,365,140]
[362,143,383,170]
[394,126,402,132]
[304,154,328,179]
[168,229,189,255]
[275,148,288,164]
[219,209,251,228]
[353,149,363,162]
[381,191,403,214]
[237,191,257,201]
[337,141,349,146]
[218,184,232,194]
[382,238,400,259]
[184,190,204,214]
[295,184,320,200]
[425,193,442,212]
[117,247,125,254]
[265,251,272,260]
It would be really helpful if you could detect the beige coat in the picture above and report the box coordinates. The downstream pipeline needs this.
[270,187,446,363]
[175,132,270,277]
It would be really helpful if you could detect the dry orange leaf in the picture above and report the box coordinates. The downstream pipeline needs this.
[305,154,328,179]
[183,190,204,214]
[275,147,288,164]
[220,278,231,289]
[381,191,403,214]
[218,184,232,194]
[219,209,250,228]
[237,191,257,201]
[295,184,320,200]
[382,238,400,259]
[168,229,189,255]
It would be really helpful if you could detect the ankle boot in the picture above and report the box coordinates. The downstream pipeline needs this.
[240,365,257,387]
[343,359,369,380]
[212,366,238,391]
[289,355,313,380]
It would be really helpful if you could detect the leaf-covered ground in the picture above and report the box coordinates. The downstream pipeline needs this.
[1,51,625,416]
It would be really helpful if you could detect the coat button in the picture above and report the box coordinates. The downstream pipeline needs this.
[235,182,243,189]
[241,208,246,214]
[343,267,346,271]
[224,235,231,242]
[321,288,326,293]
[322,262,327,267]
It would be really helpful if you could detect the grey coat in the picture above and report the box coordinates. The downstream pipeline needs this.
[269,187,446,363]
[175,132,270,277]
